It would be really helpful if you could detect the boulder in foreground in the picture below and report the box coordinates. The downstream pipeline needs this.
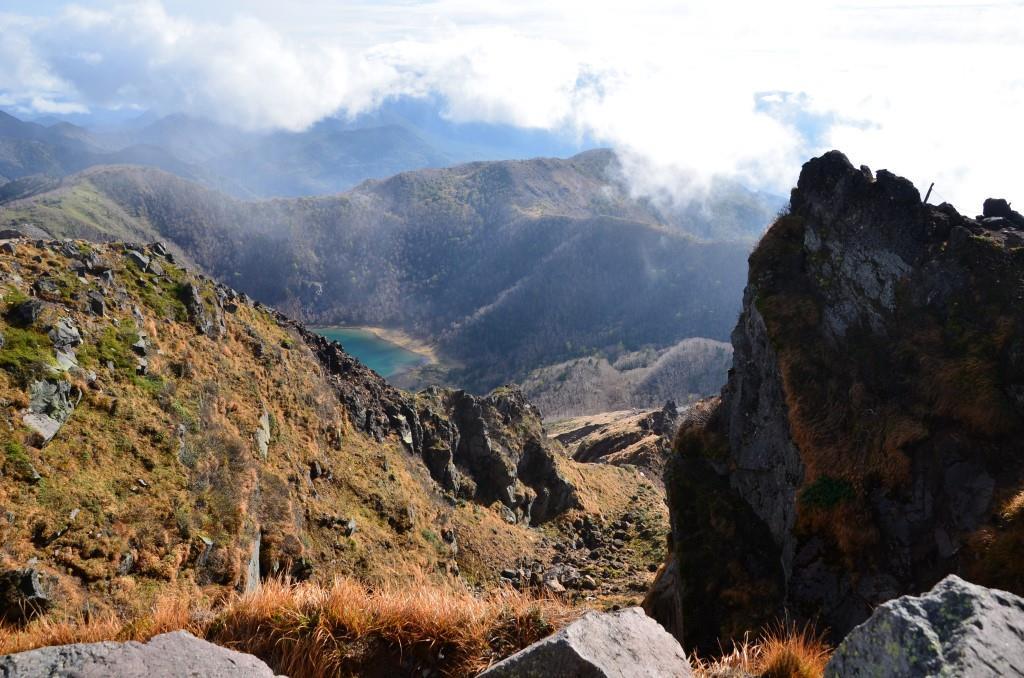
[0,630,282,677]
[826,575,1024,677]
[477,606,691,677]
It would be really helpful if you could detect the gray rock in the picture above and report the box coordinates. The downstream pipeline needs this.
[147,259,165,276]
[982,197,1024,228]
[24,379,78,444]
[125,249,150,270]
[48,317,82,350]
[117,552,135,576]
[244,531,261,594]
[54,349,78,371]
[131,336,149,356]
[429,388,578,525]
[7,299,45,326]
[87,291,106,316]
[32,278,60,298]
[182,282,220,337]
[826,575,1024,677]
[478,607,691,677]
[723,277,805,579]
[255,407,271,460]
[543,577,566,593]
[84,254,112,276]
[0,630,282,677]
[57,241,81,259]
[309,459,323,480]
[29,379,77,420]
[22,412,62,446]
[0,568,50,623]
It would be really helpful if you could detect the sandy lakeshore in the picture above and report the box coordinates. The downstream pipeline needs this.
[334,325,439,363]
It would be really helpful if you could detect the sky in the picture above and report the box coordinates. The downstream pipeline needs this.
[1,0,1023,208]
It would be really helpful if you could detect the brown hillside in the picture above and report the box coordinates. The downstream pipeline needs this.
[0,235,667,665]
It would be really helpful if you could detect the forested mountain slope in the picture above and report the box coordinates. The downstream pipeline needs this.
[0,151,753,395]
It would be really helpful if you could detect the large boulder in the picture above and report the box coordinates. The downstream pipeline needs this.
[826,575,1024,677]
[0,630,282,677]
[477,607,691,678]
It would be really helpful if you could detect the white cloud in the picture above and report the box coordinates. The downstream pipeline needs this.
[0,0,1022,210]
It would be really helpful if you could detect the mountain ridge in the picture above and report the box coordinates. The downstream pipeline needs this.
[0,154,753,401]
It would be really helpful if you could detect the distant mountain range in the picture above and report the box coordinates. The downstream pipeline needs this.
[0,150,765,399]
[0,110,204,188]
[4,97,603,199]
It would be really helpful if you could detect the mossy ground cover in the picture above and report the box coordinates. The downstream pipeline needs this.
[0,327,55,383]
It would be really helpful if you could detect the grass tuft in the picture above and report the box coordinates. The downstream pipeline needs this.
[692,622,831,678]
[0,575,577,678]
[0,327,55,383]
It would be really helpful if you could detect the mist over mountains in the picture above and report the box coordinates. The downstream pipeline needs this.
[0,149,762,398]
[4,3,1024,675]
[3,97,602,199]
[0,102,782,410]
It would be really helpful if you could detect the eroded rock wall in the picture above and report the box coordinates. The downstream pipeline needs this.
[653,150,1024,646]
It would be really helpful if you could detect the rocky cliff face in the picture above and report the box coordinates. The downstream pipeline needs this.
[298,327,580,526]
[651,150,1024,648]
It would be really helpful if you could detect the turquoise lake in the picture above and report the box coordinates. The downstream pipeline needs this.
[312,327,426,377]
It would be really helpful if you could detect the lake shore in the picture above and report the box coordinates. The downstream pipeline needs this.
[320,325,439,364]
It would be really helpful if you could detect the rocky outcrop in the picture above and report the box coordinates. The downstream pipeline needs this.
[0,567,50,624]
[181,281,224,339]
[297,323,579,525]
[417,387,579,525]
[254,405,271,460]
[826,575,1024,677]
[0,630,282,677]
[654,151,1024,647]
[301,326,420,447]
[24,379,79,445]
[477,607,692,678]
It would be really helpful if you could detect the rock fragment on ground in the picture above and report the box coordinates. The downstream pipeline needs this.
[0,630,283,677]
[826,575,1024,677]
[477,607,691,677]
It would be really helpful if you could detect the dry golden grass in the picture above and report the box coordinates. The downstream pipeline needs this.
[1001,490,1024,522]
[693,622,831,678]
[920,353,1017,437]
[0,575,578,677]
